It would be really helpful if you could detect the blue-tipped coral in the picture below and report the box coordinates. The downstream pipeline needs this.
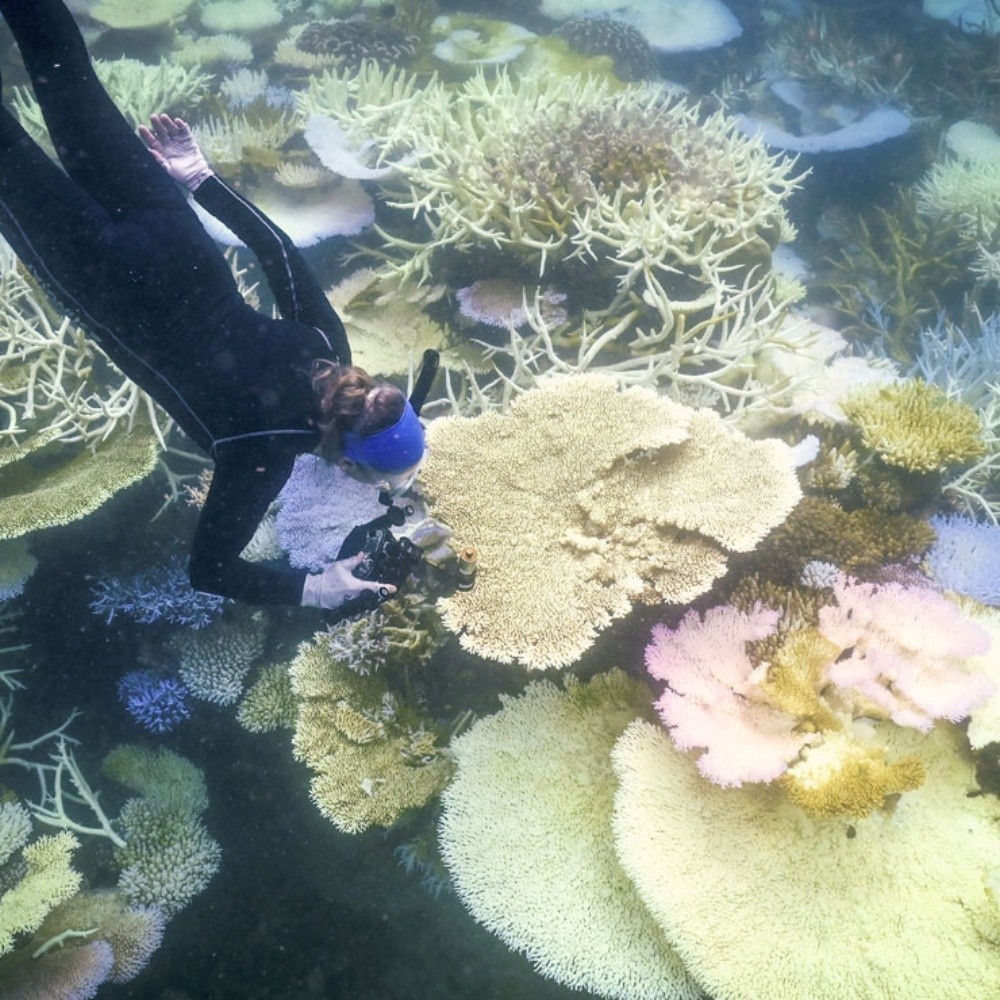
[117,672,192,734]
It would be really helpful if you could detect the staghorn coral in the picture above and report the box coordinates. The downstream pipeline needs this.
[439,671,698,1000]
[117,672,191,734]
[553,16,657,82]
[299,64,800,407]
[419,375,801,669]
[89,555,225,629]
[611,720,1000,1000]
[842,379,985,474]
[289,634,453,834]
[13,58,211,137]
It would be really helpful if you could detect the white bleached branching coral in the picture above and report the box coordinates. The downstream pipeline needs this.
[289,632,453,834]
[611,720,1000,1000]
[0,239,165,539]
[439,671,699,1000]
[418,374,802,669]
[300,64,800,407]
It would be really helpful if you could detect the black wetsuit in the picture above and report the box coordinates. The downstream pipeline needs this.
[0,0,350,605]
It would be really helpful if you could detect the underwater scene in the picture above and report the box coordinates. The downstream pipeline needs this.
[8,0,1000,997]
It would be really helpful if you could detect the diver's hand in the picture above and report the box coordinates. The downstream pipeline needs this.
[138,113,214,191]
[301,553,397,610]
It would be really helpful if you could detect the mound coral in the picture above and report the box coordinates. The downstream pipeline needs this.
[296,18,420,70]
[439,671,698,1000]
[419,374,801,669]
[289,633,453,834]
[553,16,657,81]
[611,720,1000,999]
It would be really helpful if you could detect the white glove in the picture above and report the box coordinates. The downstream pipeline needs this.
[138,113,214,192]
[301,552,397,610]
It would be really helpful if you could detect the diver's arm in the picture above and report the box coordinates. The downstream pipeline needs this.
[192,175,351,361]
[188,442,308,606]
[140,114,350,361]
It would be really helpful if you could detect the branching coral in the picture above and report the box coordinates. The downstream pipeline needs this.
[299,63,801,408]
[645,574,995,813]
[419,374,802,669]
[842,378,985,474]
[237,663,297,733]
[289,633,453,834]
[439,671,698,1000]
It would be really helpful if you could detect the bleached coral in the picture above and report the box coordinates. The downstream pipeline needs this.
[200,0,282,33]
[300,63,799,407]
[0,802,31,868]
[926,514,1000,605]
[89,0,196,29]
[173,32,254,66]
[439,672,698,1000]
[0,538,36,601]
[419,375,801,669]
[611,720,1000,1000]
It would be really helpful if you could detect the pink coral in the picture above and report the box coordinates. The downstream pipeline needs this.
[455,279,567,329]
[646,604,812,786]
[818,575,995,730]
[3,940,114,1000]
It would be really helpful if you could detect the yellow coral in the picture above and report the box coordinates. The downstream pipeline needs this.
[236,663,297,734]
[0,832,81,956]
[842,379,985,473]
[420,374,801,669]
[760,628,842,729]
[780,731,926,818]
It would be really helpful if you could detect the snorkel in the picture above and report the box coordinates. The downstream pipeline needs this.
[340,349,439,499]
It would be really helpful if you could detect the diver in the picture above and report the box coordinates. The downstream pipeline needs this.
[0,0,431,611]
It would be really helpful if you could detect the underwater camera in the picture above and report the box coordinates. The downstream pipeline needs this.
[336,495,424,612]
[333,491,477,617]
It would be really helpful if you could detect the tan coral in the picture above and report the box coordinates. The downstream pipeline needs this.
[420,374,801,669]
[779,731,925,818]
[289,635,452,833]
[842,378,985,473]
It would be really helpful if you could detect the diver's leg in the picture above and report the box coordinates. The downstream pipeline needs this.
[0,0,186,215]
[0,106,123,327]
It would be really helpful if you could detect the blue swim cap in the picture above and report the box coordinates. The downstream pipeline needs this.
[342,399,426,473]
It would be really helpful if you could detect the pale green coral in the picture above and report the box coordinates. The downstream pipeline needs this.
[0,832,81,956]
[237,663,297,733]
[103,746,209,816]
[89,0,196,29]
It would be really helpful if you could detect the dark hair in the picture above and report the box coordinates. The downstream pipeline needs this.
[310,360,405,461]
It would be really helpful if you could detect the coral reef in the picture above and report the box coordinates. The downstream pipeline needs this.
[419,374,802,669]
[439,671,697,1000]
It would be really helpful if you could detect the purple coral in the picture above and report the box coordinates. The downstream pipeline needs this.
[89,556,225,629]
[117,671,191,734]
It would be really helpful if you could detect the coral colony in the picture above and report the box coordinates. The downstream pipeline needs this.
[14,1,1000,998]
[88,556,225,628]
[117,671,192,734]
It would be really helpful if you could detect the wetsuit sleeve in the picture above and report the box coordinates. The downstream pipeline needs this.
[188,440,307,606]
[192,174,351,364]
